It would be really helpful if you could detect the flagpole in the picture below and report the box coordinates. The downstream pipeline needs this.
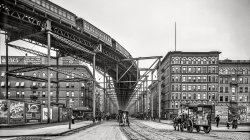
[175,22,176,51]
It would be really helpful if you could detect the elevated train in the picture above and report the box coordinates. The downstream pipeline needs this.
[18,0,132,59]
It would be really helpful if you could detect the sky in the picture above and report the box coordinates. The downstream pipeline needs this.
[49,0,250,61]
[1,0,250,64]
[0,0,250,78]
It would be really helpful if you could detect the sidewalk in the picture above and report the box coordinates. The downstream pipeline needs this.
[159,120,250,132]
[0,120,100,137]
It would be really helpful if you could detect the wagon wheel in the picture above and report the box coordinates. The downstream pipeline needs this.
[173,124,176,130]
[187,119,193,133]
[203,126,211,133]
[180,123,184,132]
[196,126,200,132]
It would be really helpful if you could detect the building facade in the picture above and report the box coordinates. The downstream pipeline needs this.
[149,51,250,121]
[0,56,98,111]
[155,51,221,119]
[217,60,250,122]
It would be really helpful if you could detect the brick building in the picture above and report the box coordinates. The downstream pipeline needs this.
[152,51,221,119]
[0,56,100,111]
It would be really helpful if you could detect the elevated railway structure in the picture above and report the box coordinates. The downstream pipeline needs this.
[0,0,162,121]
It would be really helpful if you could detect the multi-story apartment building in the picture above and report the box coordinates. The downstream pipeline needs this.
[218,59,250,122]
[0,56,98,110]
[157,51,220,119]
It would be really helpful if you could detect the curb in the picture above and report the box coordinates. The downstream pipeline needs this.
[155,121,250,133]
[0,121,102,138]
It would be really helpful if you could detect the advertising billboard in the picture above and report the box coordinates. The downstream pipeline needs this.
[52,106,58,122]
[215,106,228,122]
[24,56,42,65]
[1,56,24,64]
[0,100,8,124]
[61,57,79,65]
[25,103,41,123]
[42,107,52,121]
[9,101,25,124]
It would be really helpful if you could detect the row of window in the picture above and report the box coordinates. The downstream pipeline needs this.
[1,91,93,98]
[219,68,249,75]
[219,95,248,102]
[84,23,111,43]
[171,66,218,74]
[0,72,86,79]
[171,57,218,65]
[171,84,218,92]
[219,77,249,84]
[171,75,218,83]
[171,92,208,100]
[31,0,75,21]
[0,82,86,88]
[170,100,212,109]
[219,86,249,93]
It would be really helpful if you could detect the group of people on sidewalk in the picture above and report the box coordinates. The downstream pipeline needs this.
[215,115,238,129]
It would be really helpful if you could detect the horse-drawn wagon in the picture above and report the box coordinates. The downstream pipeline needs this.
[118,110,129,126]
[174,104,213,133]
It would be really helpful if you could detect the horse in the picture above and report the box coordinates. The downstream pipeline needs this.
[122,112,127,126]
[173,116,181,131]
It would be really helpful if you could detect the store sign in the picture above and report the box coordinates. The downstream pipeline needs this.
[62,57,79,65]
[9,101,25,124]
[1,56,24,64]
[25,103,41,123]
[0,100,8,124]
[24,56,41,65]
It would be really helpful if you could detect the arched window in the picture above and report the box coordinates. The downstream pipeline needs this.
[198,58,201,64]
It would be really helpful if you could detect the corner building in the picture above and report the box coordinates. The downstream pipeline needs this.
[160,51,220,119]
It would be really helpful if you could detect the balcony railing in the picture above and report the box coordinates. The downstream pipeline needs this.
[30,95,38,100]
[230,81,238,86]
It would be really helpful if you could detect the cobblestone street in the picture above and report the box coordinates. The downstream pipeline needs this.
[3,120,249,140]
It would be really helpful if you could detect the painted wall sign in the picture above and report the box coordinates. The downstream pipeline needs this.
[24,56,42,65]
[1,56,24,64]
[42,107,52,121]
[215,106,228,122]
[25,103,41,123]
[0,100,8,124]
[9,101,25,124]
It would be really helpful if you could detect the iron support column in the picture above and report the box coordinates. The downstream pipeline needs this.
[142,80,145,113]
[146,76,148,116]
[158,58,161,122]
[56,51,59,103]
[5,32,8,99]
[104,70,106,114]
[93,54,96,123]
[151,71,154,119]
[47,31,51,123]
[137,60,139,81]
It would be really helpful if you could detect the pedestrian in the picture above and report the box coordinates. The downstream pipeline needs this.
[232,117,238,129]
[71,115,75,124]
[215,115,220,127]
[226,121,230,129]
